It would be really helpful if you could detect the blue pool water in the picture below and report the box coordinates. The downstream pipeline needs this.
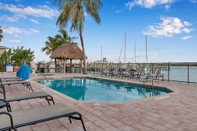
[36,77,172,102]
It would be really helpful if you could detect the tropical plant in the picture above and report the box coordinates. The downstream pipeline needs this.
[0,26,3,42]
[11,46,35,66]
[0,46,35,71]
[55,29,77,44]
[56,0,102,73]
[41,36,57,55]
[0,48,12,65]
[41,29,76,55]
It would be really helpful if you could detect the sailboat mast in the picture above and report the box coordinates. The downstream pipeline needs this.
[101,46,102,61]
[134,42,136,63]
[124,32,126,63]
[145,35,148,63]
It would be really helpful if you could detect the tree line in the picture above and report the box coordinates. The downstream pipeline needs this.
[0,46,35,72]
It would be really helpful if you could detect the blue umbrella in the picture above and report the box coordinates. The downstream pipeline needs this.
[17,64,33,80]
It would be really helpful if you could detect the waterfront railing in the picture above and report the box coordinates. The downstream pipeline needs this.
[87,62,197,83]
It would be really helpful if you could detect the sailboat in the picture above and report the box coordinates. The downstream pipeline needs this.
[118,32,126,63]
[131,42,137,69]
[145,35,148,63]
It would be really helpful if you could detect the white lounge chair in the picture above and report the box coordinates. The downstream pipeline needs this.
[132,66,144,79]
[139,67,151,83]
[123,65,134,79]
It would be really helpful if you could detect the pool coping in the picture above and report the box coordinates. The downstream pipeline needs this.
[3,73,197,130]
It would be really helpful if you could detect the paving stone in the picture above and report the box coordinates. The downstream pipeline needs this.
[1,73,197,131]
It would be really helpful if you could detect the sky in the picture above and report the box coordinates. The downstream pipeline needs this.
[0,0,197,63]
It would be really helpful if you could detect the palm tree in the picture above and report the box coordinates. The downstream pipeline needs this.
[56,0,102,74]
[42,29,76,55]
[41,36,57,55]
[55,29,77,45]
[0,26,3,42]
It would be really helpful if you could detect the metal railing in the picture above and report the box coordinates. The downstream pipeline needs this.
[86,62,197,83]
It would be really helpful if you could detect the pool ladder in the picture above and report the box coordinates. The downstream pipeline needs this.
[143,78,154,97]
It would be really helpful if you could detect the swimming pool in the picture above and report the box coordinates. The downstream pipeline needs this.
[36,77,172,103]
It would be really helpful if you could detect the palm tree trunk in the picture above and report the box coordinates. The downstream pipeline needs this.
[79,30,87,74]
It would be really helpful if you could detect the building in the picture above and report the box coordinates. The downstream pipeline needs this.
[0,46,9,54]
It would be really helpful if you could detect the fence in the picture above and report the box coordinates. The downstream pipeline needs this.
[87,62,197,83]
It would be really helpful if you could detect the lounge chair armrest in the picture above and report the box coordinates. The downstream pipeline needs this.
[0,112,16,130]
[0,99,8,104]
[0,99,11,111]
[0,90,6,99]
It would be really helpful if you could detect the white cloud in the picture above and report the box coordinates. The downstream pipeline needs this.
[125,2,135,10]
[181,36,192,40]
[3,27,22,35]
[0,2,59,19]
[165,4,170,10]
[8,40,21,42]
[30,19,39,24]
[126,0,175,10]
[45,1,50,4]
[143,17,194,37]
[29,28,39,33]
[0,15,19,22]
[182,28,191,33]
[189,0,197,3]
[114,9,124,14]
[3,26,39,36]
[184,21,191,26]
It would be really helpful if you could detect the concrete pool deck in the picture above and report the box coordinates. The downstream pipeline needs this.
[1,73,197,131]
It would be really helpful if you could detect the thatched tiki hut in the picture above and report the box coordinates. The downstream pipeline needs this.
[50,43,87,73]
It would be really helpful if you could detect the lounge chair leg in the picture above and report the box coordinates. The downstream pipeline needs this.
[9,128,17,131]
[7,103,12,112]
[45,96,55,105]
[26,83,33,92]
[68,116,72,123]
[80,115,86,131]
[69,114,86,131]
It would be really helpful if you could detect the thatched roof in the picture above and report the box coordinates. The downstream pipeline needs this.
[50,43,87,60]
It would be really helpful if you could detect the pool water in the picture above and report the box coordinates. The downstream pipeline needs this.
[36,77,172,103]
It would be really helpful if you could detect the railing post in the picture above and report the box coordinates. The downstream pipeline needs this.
[168,62,170,82]
[162,73,164,81]
[94,62,96,74]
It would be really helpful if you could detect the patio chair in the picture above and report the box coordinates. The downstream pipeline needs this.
[0,103,86,131]
[101,66,111,77]
[0,77,23,82]
[110,66,121,78]
[0,77,21,80]
[148,67,162,83]
[123,65,134,79]
[0,91,55,112]
[151,67,161,80]
[139,67,151,83]
[132,66,144,79]
[0,80,33,92]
